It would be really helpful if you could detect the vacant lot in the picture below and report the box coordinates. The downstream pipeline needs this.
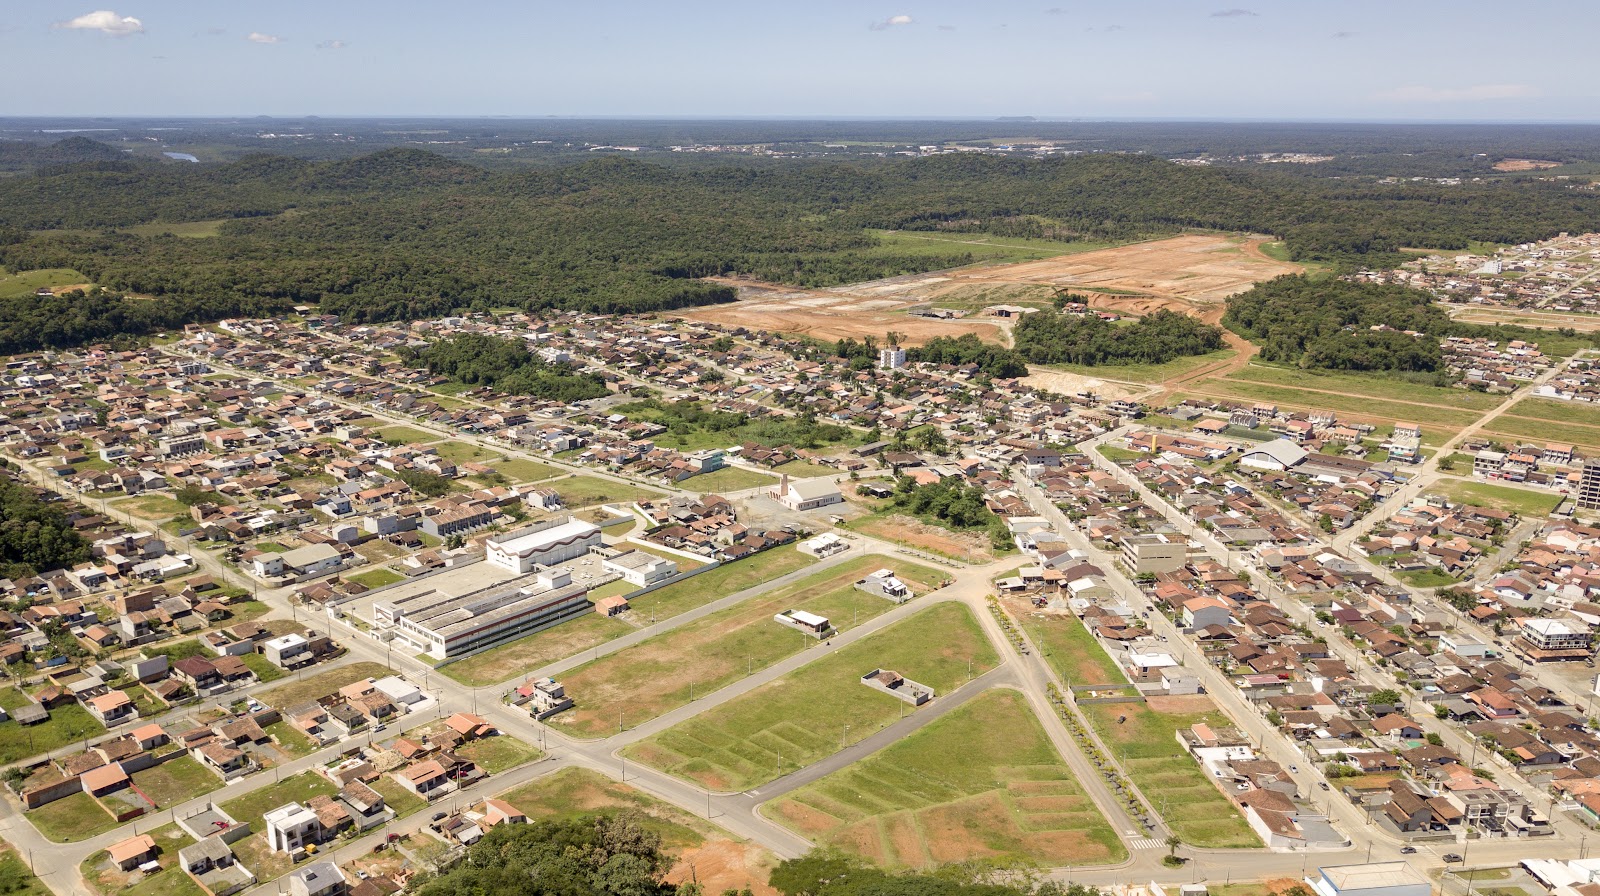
[550,475,662,508]
[257,661,392,709]
[456,735,542,774]
[628,602,997,791]
[500,768,778,896]
[131,755,221,806]
[375,425,438,445]
[1081,698,1257,847]
[494,457,565,482]
[551,557,942,737]
[870,229,1118,265]
[1482,415,1600,453]
[1179,379,1479,440]
[220,771,338,832]
[1004,603,1126,687]
[848,511,998,563]
[1226,364,1507,412]
[681,280,1009,347]
[690,467,779,493]
[27,791,118,842]
[1424,478,1564,518]
[768,690,1124,868]
[346,567,405,589]
[1044,349,1238,386]
[112,494,189,522]
[0,687,105,764]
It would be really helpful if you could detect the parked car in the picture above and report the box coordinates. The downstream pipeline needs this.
[1318,781,1330,791]
[1444,853,1463,863]
[1289,765,1298,773]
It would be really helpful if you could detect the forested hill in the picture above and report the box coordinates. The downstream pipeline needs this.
[3,145,1600,351]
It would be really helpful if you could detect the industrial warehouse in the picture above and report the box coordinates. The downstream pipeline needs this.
[373,566,593,659]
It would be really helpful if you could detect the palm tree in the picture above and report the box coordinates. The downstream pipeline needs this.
[1165,835,1182,859]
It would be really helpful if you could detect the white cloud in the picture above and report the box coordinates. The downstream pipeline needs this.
[1377,84,1538,102]
[1210,8,1258,16]
[868,14,913,31]
[316,39,347,49]
[56,10,144,36]
[247,31,281,44]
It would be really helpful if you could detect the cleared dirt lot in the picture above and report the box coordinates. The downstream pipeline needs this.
[678,234,1299,349]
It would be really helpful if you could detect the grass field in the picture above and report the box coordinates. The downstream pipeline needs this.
[376,425,438,445]
[0,847,51,896]
[1080,700,1257,848]
[220,771,338,832]
[494,457,564,482]
[1395,568,1462,588]
[442,546,817,687]
[0,687,105,764]
[0,267,92,299]
[627,602,997,791]
[551,475,662,508]
[456,735,542,774]
[131,756,221,806]
[550,557,942,737]
[441,613,632,687]
[499,767,778,894]
[28,791,119,842]
[1045,349,1237,385]
[1097,445,1146,464]
[428,440,503,465]
[113,495,189,522]
[768,689,1125,869]
[345,567,405,589]
[1227,364,1507,412]
[689,467,779,493]
[1423,478,1563,517]
[1482,416,1600,452]
[1183,380,1480,436]
[264,720,317,757]
[1020,608,1127,687]
[124,219,225,238]
[257,661,391,709]
[371,778,429,818]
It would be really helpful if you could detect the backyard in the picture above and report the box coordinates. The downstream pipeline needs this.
[767,690,1124,869]
[627,602,998,791]
[27,791,120,842]
[256,662,392,709]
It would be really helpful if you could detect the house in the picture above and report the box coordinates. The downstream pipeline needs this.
[265,803,323,854]
[86,690,136,726]
[482,798,528,827]
[396,759,452,799]
[443,712,492,741]
[107,834,157,871]
[601,550,677,587]
[776,475,843,511]
[180,837,254,896]
[173,656,223,692]
[287,862,347,896]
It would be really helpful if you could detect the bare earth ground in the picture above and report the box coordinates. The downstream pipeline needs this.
[1143,694,1220,714]
[664,841,778,896]
[679,235,1297,364]
[1494,159,1563,171]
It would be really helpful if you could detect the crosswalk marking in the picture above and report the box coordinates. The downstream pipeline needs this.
[1128,837,1165,850]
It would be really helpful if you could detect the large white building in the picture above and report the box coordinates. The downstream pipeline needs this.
[374,567,591,659]
[601,550,677,587]
[777,476,843,512]
[485,517,602,574]
[1308,863,1429,896]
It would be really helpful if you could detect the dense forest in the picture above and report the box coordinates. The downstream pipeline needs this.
[1221,275,1589,372]
[614,399,855,451]
[1012,309,1225,366]
[2,140,1600,351]
[399,333,610,403]
[891,477,1013,551]
[0,472,91,580]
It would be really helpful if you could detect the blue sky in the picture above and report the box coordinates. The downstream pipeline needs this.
[8,0,1598,120]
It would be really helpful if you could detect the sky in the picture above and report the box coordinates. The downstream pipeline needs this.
[6,0,1599,121]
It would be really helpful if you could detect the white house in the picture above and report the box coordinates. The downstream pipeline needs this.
[777,476,842,511]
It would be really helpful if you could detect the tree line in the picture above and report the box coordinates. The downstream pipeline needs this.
[399,333,610,403]
[0,472,90,580]
[1012,309,1225,367]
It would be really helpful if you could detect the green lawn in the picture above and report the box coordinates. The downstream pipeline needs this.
[112,495,189,522]
[1482,416,1600,453]
[256,661,392,709]
[1096,444,1146,463]
[495,457,565,482]
[549,475,662,508]
[131,755,221,806]
[1081,701,1258,848]
[27,791,119,842]
[346,567,405,589]
[688,467,779,493]
[376,425,439,445]
[1395,568,1463,588]
[428,440,503,465]
[220,771,338,832]
[768,689,1125,869]
[1046,349,1237,385]
[371,778,429,818]
[772,459,840,478]
[239,652,287,683]
[0,267,92,299]
[0,687,106,764]
[551,557,943,738]
[1424,478,1563,517]
[628,602,997,791]
[263,720,319,758]
[456,735,542,774]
